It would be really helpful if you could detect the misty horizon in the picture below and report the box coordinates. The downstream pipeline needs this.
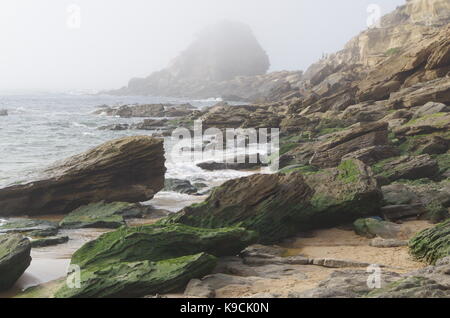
[0,0,405,93]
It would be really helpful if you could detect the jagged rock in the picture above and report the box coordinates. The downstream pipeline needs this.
[0,136,166,217]
[0,218,59,237]
[98,124,130,131]
[0,234,32,291]
[164,179,198,194]
[381,204,427,221]
[162,159,382,244]
[370,237,408,248]
[0,109,8,116]
[70,224,257,269]
[412,102,450,119]
[373,155,440,184]
[30,236,69,248]
[353,218,403,239]
[55,253,217,298]
[310,122,389,168]
[59,201,152,229]
[291,269,401,298]
[410,218,450,264]
[131,119,168,130]
[310,258,373,269]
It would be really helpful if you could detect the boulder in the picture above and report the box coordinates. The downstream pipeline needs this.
[196,156,265,171]
[59,201,152,229]
[373,155,440,184]
[162,159,382,243]
[310,122,389,168]
[410,218,450,264]
[70,224,257,269]
[0,136,166,217]
[353,218,403,239]
[55,253,217,298]
[0,234,32,291]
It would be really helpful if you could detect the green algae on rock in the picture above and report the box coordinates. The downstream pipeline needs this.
[71,223,257,269]
[410,218,450,264]
[55,253,217,298]
[0,234,32,291]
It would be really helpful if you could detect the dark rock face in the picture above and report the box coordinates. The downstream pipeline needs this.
[0,234,32,291]
[0,136,166,217]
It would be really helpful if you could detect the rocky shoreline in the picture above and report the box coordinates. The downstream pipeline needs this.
[1,0,450,298]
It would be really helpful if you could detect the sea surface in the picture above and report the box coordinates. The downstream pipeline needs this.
[0,92,262,296]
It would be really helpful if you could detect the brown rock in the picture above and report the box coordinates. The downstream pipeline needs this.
[0,136,166,217]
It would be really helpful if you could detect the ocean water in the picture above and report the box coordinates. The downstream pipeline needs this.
[0,93,260,207]
[0,93,267,295]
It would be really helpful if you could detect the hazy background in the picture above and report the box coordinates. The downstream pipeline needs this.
[0,0,405,93]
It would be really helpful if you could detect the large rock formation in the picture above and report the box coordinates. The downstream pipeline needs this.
[0,234,31,291]
[111,20,274,99]
[162,159,382,243]
[0,136,166,217]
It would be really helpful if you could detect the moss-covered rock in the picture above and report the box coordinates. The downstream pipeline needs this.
[71,223,257,269]
[161,159,382,243]
[59,201,151,229]
[55,253,217,298]
[0,234,32,291]
[367,276,450,298]
[410,219,450,264]
[30,236,69,248]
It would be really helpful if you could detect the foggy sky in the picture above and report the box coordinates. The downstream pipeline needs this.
[0,0,405,92]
